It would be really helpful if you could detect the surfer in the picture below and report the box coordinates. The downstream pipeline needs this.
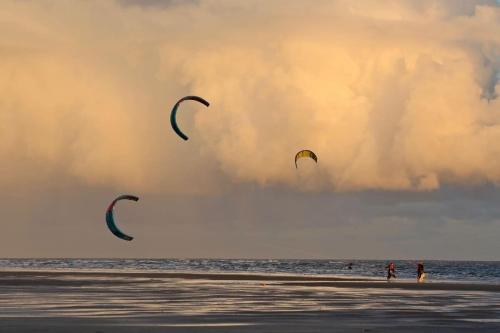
[347,263,353,270]
[386,261,396,281]
[417,262,425,282]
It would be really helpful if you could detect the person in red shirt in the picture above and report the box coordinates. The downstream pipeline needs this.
[386,261,396,281]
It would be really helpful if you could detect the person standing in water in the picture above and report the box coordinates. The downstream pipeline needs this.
[417,262,425,282]
[386,261,396,281]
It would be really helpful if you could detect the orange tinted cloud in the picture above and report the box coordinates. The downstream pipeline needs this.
[0,0,498,193]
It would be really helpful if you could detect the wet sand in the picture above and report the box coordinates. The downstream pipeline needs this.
[0,270,499,332]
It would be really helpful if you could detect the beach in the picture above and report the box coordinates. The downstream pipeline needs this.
[0,270,499,332]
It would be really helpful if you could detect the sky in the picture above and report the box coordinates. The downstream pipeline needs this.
[0,0,499,259]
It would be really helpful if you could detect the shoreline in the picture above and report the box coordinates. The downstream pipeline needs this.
[1,269,498,292]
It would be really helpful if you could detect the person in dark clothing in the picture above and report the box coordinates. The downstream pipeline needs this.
[386,261,396,281]
[417,262,425,282]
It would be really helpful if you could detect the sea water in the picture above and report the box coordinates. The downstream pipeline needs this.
[0,258,498,283]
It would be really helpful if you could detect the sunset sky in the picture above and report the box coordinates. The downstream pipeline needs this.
[0,0,499,259]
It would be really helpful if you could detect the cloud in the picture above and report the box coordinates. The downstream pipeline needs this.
[0,0,499,194]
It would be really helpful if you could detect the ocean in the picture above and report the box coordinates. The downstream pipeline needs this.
[0,258,499,283]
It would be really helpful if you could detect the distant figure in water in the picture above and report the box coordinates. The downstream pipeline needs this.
[347,263,353,270]
[386,262,396,281]
[417,262,426,282]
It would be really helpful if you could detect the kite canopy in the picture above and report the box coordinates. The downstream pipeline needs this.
[105,194,139,241]
[294,150,318,168]
[170,96,210,141]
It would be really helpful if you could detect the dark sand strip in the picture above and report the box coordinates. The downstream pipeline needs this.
[0,270,372,281]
